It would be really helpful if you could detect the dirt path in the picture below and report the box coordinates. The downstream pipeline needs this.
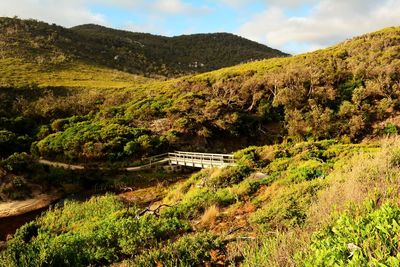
[38,159,85,170]
[0,193,61,218]
[38,158,169,171]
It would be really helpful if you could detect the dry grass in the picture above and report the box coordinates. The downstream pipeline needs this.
[162,181,187,204]
[259,145,275,163]
[200,205,220,227]
[0,58,152,89]
[307,136,400,229]
[236,229,309,267]
[239,137,400,266]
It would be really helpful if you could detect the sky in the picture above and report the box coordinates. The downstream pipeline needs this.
[1,0,400,54]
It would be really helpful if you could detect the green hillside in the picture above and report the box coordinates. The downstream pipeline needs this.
[71,24,288,76]
[0,17,288,78]
[1,17,400,267]
[1,26,399,205]
[20,26,400,162]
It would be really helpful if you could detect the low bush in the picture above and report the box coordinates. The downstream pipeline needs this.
[251,180,324,230]
[302,202,400,266]
[207,164,252,188]
[1,152,33,172]
[285,159,326,183]
[0,195,189,267]
[131,232,224,266]
[0,174,31,201]
[383,123,398,136]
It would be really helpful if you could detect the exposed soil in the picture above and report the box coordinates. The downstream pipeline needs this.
[0,206,48,241]
[0,193,62,241]
[0,193,61,218]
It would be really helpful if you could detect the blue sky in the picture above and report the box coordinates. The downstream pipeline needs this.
[1,0,400,54]
[89,1,268,36]
[87,1,314,37]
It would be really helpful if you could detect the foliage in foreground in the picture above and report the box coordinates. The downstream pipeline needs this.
[237,138,400,266]
[2,138,400,266]
[130,232,224,267]
[303,202,400,266]
[0,195,189,266]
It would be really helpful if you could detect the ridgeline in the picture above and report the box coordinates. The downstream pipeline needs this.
[0,17,288,78]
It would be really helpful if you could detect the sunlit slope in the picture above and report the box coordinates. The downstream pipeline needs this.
[113,25,400,141]
[3,26,400,162]
[0,58,152,89]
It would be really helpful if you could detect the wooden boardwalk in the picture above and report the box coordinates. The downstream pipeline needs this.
[167,151,235,168]
[38,151,236,171]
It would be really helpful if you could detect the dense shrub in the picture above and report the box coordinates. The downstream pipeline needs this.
[35,121,165,161]
[0,195,189,267]
[302,203,400,266]
[1,152,33,172]
[285,160,326,183]
[131,232,224,266]
[0,130,32,157]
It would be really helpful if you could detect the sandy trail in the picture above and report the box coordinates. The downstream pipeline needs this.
[38,159,85,170]
[0,194,60,218]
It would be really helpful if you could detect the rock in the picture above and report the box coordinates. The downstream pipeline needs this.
[251,172,268,180]
[347,243,361,258]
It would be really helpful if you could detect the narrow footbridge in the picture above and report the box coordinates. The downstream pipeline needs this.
[167,151,235,168]
[133,151,235,170]
[39,151,236,172]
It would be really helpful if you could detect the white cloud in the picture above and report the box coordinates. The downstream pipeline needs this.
[218,0,318,9]
[123,16,170,35]
[0,0,209,28]
[0,0,107,27]
[266,0,318,8]
[217,0,257,8]
[238,0,400,54]
[151,0,211,15]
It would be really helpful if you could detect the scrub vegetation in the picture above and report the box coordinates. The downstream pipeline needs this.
[1,17,400,266]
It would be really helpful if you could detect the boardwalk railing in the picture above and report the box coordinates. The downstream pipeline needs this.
[167,151,235,168]
[139,151,236,169]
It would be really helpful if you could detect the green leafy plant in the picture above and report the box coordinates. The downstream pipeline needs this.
[302,203,400,266]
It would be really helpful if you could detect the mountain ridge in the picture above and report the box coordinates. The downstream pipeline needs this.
[0,17,288,77]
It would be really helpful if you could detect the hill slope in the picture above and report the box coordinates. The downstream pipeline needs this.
[1,25,400,266]
[71,24,288,76]
[0,17,288,78]
[1,26,399,163]
[28,26,400,162]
